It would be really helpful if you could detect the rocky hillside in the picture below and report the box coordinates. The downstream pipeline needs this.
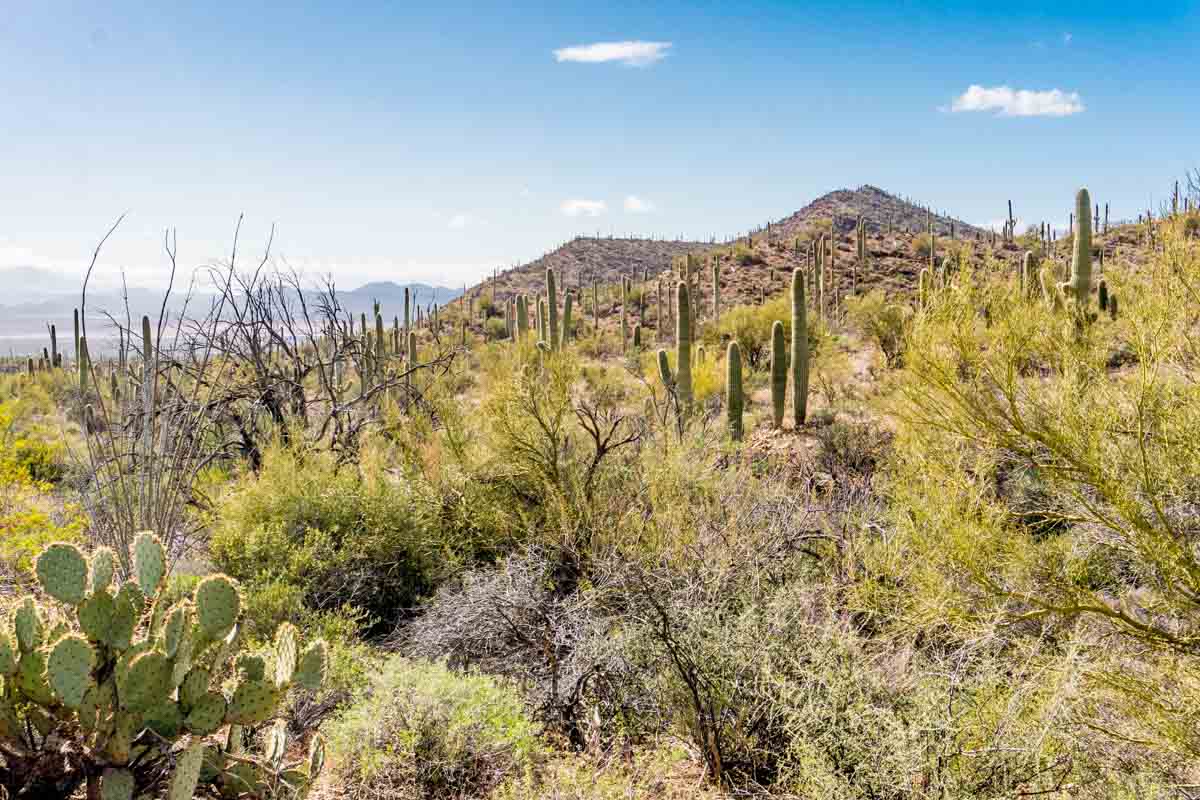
[480,236,714,303]
[764,185,991,239]
[470,186,999,310]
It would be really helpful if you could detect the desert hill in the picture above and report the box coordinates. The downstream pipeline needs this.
[469,186,1001,312]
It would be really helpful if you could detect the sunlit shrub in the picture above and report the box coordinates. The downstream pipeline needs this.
[326,656,540,800]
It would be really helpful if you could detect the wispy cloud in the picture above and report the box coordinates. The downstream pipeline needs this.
[623,195,655,213]
[560,198,607,217]
[553,40,672,67]
[946,85,1084,117]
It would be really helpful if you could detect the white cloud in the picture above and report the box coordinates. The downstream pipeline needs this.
[553,40,672,67]
[448,213,475,230]
[948,84,1084,117]
[623,195,655,213]
[560,198,607,217]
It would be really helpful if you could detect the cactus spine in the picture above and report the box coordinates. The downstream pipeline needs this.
[1071,187,1092,305]
[770,320,786,428]
[726,341,743,441]
[790,269,809,427]
[676,282,693,414]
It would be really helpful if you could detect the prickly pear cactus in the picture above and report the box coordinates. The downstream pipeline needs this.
[0,535,328,799]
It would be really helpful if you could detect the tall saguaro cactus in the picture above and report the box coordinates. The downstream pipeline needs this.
[676,282,693,414]
[1071,187,1092,305]
[726,341,744,441]
[516,295,529,339]
[770,320,786,428]
[561,291,573,345]
[78,337,90,393]
[546,268,560,352]
[711,258,721,324]
[1022,253,1037,299]
[790,269,809,427]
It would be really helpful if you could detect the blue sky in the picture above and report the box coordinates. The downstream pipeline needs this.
[1,0,1196,291]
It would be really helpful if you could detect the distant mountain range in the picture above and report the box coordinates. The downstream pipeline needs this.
[0,273,462,354]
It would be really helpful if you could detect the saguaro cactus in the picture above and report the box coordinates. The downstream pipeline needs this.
[711,259,720,324]
[770,320,786,428]
[50,325,58,369]
[1071,187,1092,305]
[547,268,560,352]
[1022,253,1037,299]
[621,278,629,352]
[726,341,744,441]
[73,309,80,363]
[790,269,808,427]
[516,295,529,339]
[561,292,573,344]
[676,282,693,414]
[78,337,90,393]
[656,348,673,389]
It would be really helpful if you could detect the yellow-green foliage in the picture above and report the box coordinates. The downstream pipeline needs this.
[498,745,720,800]
[881,221,1200,762]
[733,243,764,266]
[711,294,825,374]
[645,348,723,405]
[845,289,913,368]
[712,294,787,359]
[209,442,442,636]
[326,656,540,800]
[0,402,83,574]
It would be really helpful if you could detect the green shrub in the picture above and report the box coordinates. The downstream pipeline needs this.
[485,316,509,341]
[846,289,911,368]
[326,656,540,800]
[209,443,441,636]
[712,295,822,371]
[734,244,763,266]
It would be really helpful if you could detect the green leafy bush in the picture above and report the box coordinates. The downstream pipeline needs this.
[846,289,911,368]
[210,443,441,637]
[326,656,540,800]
